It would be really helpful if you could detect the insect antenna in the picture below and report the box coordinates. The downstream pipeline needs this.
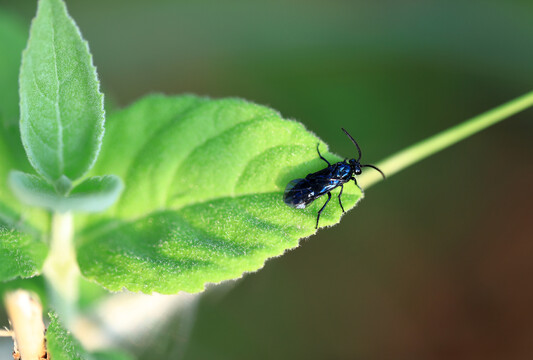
[341,128,362,161]
[361,164,386,179]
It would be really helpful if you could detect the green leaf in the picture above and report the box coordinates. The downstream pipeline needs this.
[0,226,47,282]
[46,312,89,360]
[78,95,362,293]
[69,176,124,211]
[19,0,104,184]
[47,312,133,360]
[9,171,123,213]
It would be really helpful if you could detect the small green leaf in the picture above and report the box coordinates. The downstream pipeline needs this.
[9,171,123,213]
[47,312,89,360]
[47,312,132,360]
[19,0,104,183]
[69,176,124,211]
[9,171,59,208]
[78,95,362,293]
[0,226,47,282]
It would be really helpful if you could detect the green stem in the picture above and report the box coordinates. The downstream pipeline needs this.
[359,90,533,189]
[42,212,79,328]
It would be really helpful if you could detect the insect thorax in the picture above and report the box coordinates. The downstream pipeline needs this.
[333,162,353,181]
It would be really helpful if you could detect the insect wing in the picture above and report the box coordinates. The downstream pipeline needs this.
[283,178,314,209]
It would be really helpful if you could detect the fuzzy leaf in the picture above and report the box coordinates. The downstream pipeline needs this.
[68,176,124,211]
[78,95,362,293]
[9,171,123,213]
[46,312,89,360]
[0,227,47,282]
[19,0,104,184]
[47,312,133,360]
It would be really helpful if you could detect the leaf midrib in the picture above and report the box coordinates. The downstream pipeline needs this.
[50,13,64,177]
[80,189,360,243]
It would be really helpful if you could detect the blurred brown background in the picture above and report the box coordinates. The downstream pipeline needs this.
[1,0,532,359]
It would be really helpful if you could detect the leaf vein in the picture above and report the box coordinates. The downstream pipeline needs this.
[114,101,210,212]
[50,18,64,175]
[26,117,57,153]
[164,114,268,207]
[233,143,309,193]
[31,70,55,104]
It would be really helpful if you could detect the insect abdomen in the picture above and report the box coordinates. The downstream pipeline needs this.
[283,178,315,209]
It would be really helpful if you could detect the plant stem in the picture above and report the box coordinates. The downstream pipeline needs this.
[42,212,79,328]
[4,290,47,359]
[359,90,533,189]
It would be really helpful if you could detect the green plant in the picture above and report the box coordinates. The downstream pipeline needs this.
[1,0,532,358]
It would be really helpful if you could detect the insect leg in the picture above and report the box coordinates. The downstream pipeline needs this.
[338,185,345,212]
[316,143,331,166]
[352,177,362,191]
[316,192,332,229]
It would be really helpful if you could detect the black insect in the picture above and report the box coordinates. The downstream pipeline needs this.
[284,128,385,229]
